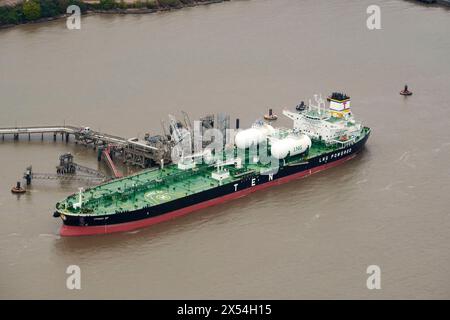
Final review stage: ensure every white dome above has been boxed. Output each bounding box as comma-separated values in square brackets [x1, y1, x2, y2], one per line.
[270, 135, 311, 159]
[235, 125, 274, 149]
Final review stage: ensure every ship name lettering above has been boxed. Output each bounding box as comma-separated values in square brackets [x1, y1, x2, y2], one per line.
[331, 148, 352, 159]
[234, 183, 239, 192]
[251, 178, 256, 187]
[319, 156, 329, 163]
[268, 174, 273, 181]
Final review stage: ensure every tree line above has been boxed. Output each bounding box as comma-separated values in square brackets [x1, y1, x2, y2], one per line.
[0, 0, 205, 26]
[0, 0, 87, 25]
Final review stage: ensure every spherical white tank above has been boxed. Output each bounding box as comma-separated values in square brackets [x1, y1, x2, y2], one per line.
[235, 124, 274, 149]
[270, 134, 311, 159]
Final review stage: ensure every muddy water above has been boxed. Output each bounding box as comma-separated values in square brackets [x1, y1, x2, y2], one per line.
[0, 0, 449, 299]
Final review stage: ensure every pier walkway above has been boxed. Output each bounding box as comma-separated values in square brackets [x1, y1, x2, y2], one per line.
[0, 125, 135, 146]
[0, 124, 164, 168]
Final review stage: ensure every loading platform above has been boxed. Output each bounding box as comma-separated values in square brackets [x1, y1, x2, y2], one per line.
[102, 146, 123, 179]
[22, 153, 108, 186]
[0, 125, 167, 168]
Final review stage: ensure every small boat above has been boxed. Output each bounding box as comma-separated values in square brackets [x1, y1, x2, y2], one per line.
[11, 181, 26, 194]
[400, 85, 413, 96]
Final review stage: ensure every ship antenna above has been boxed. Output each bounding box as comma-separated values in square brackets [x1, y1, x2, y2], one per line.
[318, 94, 325, 114]
[314, 94, 321, 115]
[73, 187, 84, 209]
[78, 188, 83, 208]
[317, 95, 321, 115]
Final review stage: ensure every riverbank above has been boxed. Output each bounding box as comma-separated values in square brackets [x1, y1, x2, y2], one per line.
[413, 0, 450, 6]
[0, 0, 229, 29]
[436, 0, 450, 5]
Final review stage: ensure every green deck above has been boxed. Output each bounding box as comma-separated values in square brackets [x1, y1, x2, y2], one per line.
[56, 128, 369, 217]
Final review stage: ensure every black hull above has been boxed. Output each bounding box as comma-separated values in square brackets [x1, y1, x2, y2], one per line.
[61, 131, 370, 228]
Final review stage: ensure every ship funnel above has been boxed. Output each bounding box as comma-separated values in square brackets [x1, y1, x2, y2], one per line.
[328, 92, 351, 118]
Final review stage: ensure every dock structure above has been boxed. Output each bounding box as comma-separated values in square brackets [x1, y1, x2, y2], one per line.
[1, 112, 232, 169]
[101, 146, 123, 179]
[0, 125, 171, 168]
[57, 153, 107, 179]
[0, 126, 75, 142]
[24, 165, 106, 185]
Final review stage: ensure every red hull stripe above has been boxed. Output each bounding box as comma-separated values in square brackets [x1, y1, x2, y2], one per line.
[60, 154, 356, 236]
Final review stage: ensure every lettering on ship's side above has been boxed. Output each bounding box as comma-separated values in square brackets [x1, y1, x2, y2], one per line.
[234, 175, 265, 192]
[318, 148, 352, 164]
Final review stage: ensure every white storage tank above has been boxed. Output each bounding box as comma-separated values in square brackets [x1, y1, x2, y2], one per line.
[235, 124, 274, 149]
[270, 134, 311, 159]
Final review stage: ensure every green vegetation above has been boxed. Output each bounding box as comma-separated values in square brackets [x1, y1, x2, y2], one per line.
[159, 0, 182, 8]
[23, 0, 41, 21]
[99, 0, 115, 10]
[0, 0, 87, 25]
[133, 1, 145, 9]
[145, 0, 158, 9]
[117, 0, 126, 9]
[0, 0, 221, 26]
[40, 0, 58, 18]
[0, 6, 23, 24]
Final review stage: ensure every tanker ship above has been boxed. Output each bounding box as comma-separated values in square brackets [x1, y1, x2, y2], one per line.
[54, 93, 370, 236]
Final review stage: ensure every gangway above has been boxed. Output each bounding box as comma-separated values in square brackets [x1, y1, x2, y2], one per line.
[101, 146, 123, 179]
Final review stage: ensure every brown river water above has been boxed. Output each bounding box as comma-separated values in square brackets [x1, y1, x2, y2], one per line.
[0, 0, 449, 299]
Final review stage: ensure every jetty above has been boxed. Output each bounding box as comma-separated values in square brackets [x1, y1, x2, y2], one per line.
[0, 125, 170, 168]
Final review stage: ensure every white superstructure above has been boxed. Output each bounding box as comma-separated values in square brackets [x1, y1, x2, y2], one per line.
[282, 93, 363, 145]
[232, 92, 365, 161]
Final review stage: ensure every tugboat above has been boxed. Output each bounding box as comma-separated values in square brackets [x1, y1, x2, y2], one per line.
[11, 181, 26, 194]
[400, 85, 413, 96]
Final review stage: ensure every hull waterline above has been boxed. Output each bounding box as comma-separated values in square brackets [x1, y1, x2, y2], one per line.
[60, 152, 358, 236]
